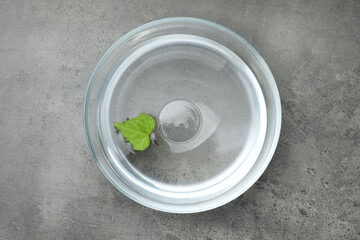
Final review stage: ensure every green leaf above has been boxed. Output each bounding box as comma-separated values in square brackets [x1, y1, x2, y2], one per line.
[114, 113, 155, 151]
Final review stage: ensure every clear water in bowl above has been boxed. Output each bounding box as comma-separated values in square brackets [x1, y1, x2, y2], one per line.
[98, 34, 266, 201]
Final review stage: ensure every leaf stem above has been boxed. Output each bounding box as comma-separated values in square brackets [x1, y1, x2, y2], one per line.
[153, 139, 160, 146]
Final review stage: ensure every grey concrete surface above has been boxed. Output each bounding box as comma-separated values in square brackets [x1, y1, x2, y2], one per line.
[0, 0, 359, 239]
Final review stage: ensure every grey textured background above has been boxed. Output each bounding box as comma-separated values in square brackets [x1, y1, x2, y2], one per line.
[1, 0, 359, 239]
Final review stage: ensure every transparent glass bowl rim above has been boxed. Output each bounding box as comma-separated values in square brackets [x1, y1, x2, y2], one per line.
[84, 17, 282, 213]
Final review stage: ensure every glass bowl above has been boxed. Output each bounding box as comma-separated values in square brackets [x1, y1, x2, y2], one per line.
[84, 17, 281, 213]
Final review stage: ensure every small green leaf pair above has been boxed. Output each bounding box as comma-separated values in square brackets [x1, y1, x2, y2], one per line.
[114, 113, 155, 151]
